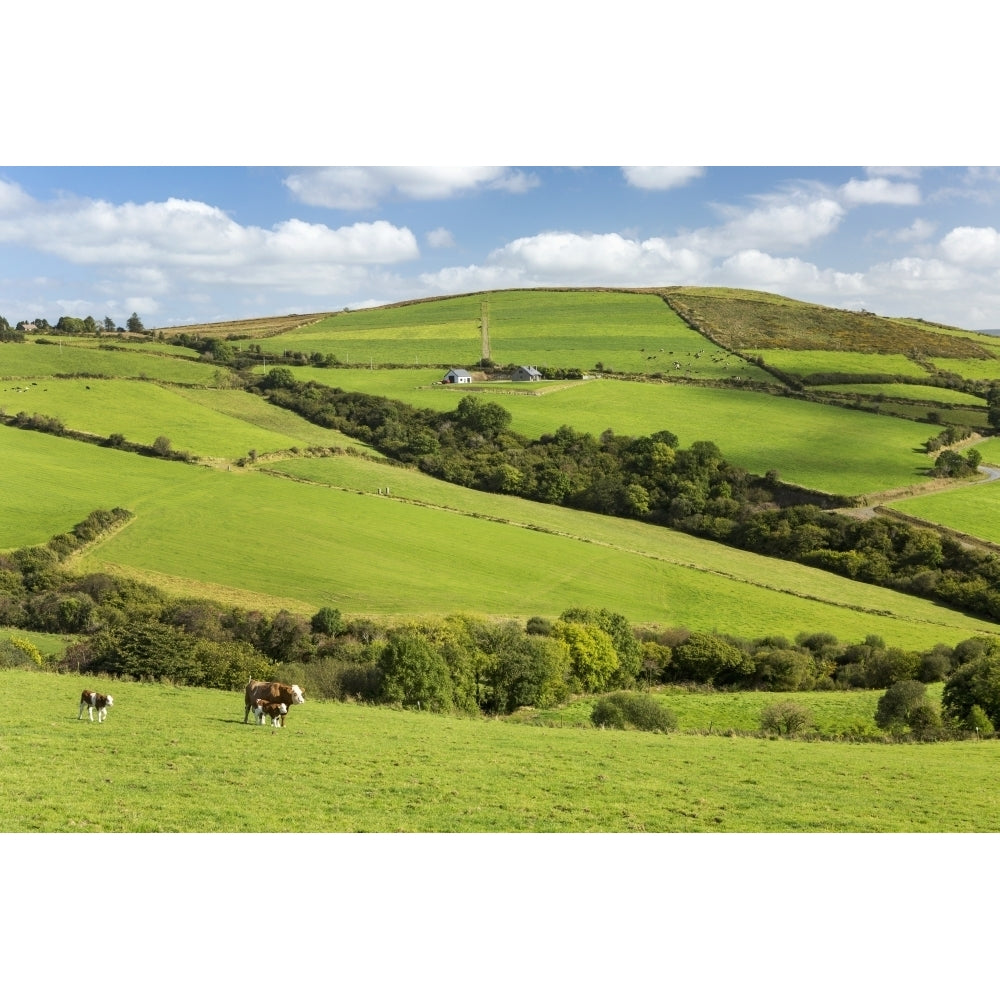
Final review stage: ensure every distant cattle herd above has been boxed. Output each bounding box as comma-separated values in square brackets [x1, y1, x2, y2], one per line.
[74, 677, 306, 728]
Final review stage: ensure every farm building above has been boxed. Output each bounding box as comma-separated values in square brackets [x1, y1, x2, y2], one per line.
[511, 365, 542, 382]
[443, 368, 472, 384]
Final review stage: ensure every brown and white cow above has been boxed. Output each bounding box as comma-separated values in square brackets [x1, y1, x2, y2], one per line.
[243, 677, 305, 724]
[78, 689, 113, 723]
[252, 698, 288, 728]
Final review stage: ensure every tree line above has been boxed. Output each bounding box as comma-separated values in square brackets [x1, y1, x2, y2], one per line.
[256, 373, 1000, 624]
[0, 312, 146, 335]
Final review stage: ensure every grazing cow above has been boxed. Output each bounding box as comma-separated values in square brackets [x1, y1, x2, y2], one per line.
[243, 677, 305, 724]
[78, 689, 113, 723]
[252, 699, 288, 728]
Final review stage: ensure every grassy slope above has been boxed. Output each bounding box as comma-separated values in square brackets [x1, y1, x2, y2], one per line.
[0, 341, 217, 383]
[4, 287, 1000, 644]
[235, 289, 780, 382]
[3, 670, 997, 832]
[290, 368, 937, 495]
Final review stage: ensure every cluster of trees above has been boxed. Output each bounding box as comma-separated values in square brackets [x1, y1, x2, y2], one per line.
[257, 377, 1000, 624]
[0, 313, 145, 336]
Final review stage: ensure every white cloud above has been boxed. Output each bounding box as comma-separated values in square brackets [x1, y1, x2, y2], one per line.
[683, 190, 845, 255]
[939, 225, 1000, 266]
[124, 296, 159, 315]
[426, 227, 455, 248]
[866, 256, 967, 292]
[0, 185, 423, 321]
[621, 167, 704, 190]
[418, 230, 710, 294]
[840, 177, 921, 206]
[883, 218, 937, 243]
[0, 188, 418, 286]
[283, 167, 540, 209]
[716, 249, 865, 297]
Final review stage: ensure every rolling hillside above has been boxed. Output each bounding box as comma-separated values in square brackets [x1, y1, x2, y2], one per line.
[3, 286, 998, 648]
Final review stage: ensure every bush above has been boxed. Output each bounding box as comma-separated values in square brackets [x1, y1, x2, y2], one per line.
[966, 704, 995, 736]
[591, 691, 677, 733]
[875, 679, 933, 732]
[302, 657, 382, 701]
[760, 700, 813, 735]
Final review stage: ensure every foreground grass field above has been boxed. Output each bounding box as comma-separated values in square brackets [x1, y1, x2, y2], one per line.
[3, 670, 996, 832]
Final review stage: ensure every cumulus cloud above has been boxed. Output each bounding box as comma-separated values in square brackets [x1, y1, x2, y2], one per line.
[682, 189, 845, 256]
[0, 187, 418, 285]
[283, 167, 540, 209]
[426, 227, 455, 248]
[939, 225, 1000, 266]
[418, 230, 710, 294]
[621, 167, 704, 190]
[0, 184, 425, 321]
[882, 218, 937, 243]
[840, 176, 921, 206]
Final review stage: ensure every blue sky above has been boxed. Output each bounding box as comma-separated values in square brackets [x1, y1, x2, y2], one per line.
[4, 165, 1000, 331]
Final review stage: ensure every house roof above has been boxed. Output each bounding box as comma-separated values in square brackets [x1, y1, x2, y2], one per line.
[446, 368, 471, 377]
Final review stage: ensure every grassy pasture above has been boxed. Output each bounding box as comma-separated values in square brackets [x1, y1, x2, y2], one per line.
[759, 349, 929, 379]
[0, 627, 70, 658]
[0, 341, 216, 383]
[812, 382, 985, 406]
[4, 426, 999, 644]
[525, 684, 906, 736]
[237, 290, 771, 381]
[30, 335, 204, 359]
[0, 379, 312, 460]
[2, 669, 998, 832]
[926, 355, 1000, 383]
[285, 370, 938, 495]
[888, 479, 1000, 545]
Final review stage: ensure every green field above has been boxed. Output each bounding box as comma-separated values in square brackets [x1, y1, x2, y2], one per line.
[286, 369, 938, 495]
[3, 669, 998, 832]
[812, 382, 984, 406]
[759, 349, 930, 379]
[0, 340, 216, 383]
[0, 379, 361, 460]
[236, 289, 777, 381]
[4, 425, 999, 645]
[888, 479, 1000, 545]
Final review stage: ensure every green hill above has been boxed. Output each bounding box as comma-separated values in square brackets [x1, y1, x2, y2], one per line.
[3, 285, 998, 647]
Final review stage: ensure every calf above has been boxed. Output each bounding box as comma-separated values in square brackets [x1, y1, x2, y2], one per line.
[252, 698, 288, 728]
[243, 677, 305, 724]
[78, 689, 113, 723]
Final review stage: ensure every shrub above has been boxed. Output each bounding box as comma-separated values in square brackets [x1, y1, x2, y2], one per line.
[590, 691, 677, 733]
[0, 636, 43, 670]
[760, 700, 813, 735]
[311, 605, 343, 637]
[875, 679, 932, 732]
[966, 704, 995, 736]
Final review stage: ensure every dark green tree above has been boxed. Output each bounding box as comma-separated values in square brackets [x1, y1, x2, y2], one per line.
[942, 638, 1000, 729]
[378, 629, 453, 711]
[875, 679, 936, 732]
[127, 312, 144, 333]
[311, 606, 343, 637]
